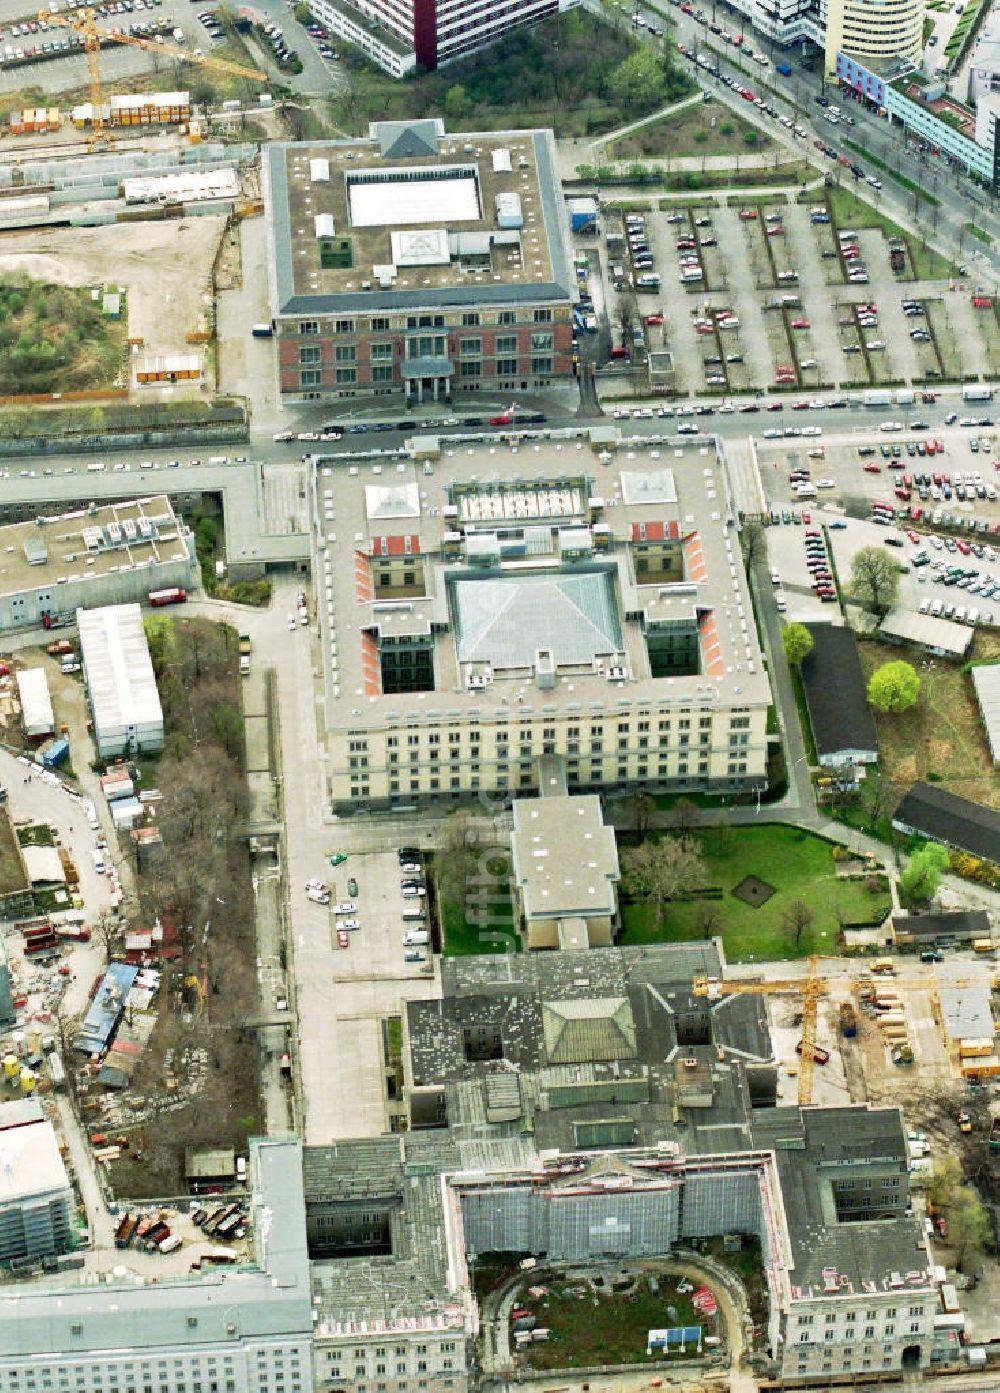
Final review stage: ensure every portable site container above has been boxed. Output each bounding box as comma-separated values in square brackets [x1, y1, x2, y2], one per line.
[9, 112, 23, 135]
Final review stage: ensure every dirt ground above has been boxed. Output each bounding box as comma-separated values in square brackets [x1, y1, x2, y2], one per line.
[858, 635, 1000, 810]
[0, 218, 225, 360]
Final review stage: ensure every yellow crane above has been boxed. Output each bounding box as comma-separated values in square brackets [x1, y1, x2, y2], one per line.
[43, 6, 266, 147]
[694, 957, 831, 1107]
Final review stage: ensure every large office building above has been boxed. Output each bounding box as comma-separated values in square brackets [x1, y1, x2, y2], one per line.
[0, 497, 194, 634]
[303, 941, 942, 1391]
[0, 1138, 315, 1393]
[78, 603, 164, 758]
[263, 121, 574, 406]
[317, 427, 770, 813]
[307, 0, 578, 75]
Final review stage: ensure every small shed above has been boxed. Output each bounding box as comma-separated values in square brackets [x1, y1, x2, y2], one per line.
[185, 1147, 236, 1194]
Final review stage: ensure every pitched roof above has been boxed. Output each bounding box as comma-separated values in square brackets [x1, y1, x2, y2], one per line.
[800, 624, 879, 760]
[542, 997, 637, 1064]
[892, 780, 1000, 863]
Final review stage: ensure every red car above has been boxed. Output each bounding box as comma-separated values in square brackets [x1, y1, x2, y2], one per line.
[645, 313, 664, 325]
[741, 89, 755, 101]
[791, 399, 810, 410]
[894, 488, 911, 501]
[738, 208, 758, 220]
[863, 463, 882, 473]
[337, 929, 350, 948]
[767, 401, 784, 411]
[934, 439, 945, 453]
[802, 511, 812, 524]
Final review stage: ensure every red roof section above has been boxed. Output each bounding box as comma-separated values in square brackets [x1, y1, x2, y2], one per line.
[372, 534, 421, 557]
[354, 550, 373, 603]
[360, 632, 382, 697]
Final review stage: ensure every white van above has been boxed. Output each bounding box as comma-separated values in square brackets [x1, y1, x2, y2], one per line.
[236, 1156, 247, 1183]
[83, 800, 99, 830]
[401, 908, 427, 923]
[87, 461, 107, 473]
[92, 848, 106, 875]
[403, 929, 429, 946]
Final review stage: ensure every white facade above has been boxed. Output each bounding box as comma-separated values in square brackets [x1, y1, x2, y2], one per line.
[783, 1290, 937, 1381]
[77, 604, 164, 758]
[0, 1116, 73, 1263]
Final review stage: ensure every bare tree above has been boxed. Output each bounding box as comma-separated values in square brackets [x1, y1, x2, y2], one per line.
[91, 907, 120, 960]
[780, 897, 815, 952]
[627, 791, 656, 837]
[620, 836, 706, 927]
[672, 797, 700, 836]
[740, 519, 765, 568]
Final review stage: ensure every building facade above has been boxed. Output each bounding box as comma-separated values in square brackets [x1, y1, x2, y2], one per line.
[0, 1138, 314, 1393]
[307, 0, 577, 74]
[317, 429, 770, 814]
[835, 53, 999, 186]
[263, 122, 575, 406]
[78, 604, 165, 758]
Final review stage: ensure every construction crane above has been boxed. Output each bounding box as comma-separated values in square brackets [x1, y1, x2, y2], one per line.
[43, 6, 266, 147]
[694, 958, 831, 1108]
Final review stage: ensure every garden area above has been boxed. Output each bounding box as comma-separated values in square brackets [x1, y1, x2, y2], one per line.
[507, 1266, 715, 1370]
[604, 98, 771, 160]
[437, 847, 519, 956]
[619, 824, 891, 961]
[856, 637, 1000, 812]
[0, 278, 125, 396]
[329, 10, 693, 138]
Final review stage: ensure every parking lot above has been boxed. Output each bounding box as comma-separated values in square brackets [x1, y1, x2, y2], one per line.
[761, 418, 1000, 626]
[313, 849, 432, 982]
[595, 187, 998, 401]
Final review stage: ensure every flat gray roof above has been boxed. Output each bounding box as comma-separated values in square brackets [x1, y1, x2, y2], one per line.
[265, 124, 573, 316]
[0, 496, 188, 602]
[510, 794, 619, 920]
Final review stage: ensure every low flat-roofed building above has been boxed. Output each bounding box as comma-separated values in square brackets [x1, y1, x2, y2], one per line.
[971, 661, 1000, 766]
[264, 121, 574, 404]
[510, 793, 619, 949]
[16, 667, 54, 739]
[891, 908, 991, 947]
[893, 781, 1000, 864]
[0, 1114, 72, 1263]
[878, 607, 973, 660]
[800, 624, 879, 766]
[0, 496, 194, 633]
[78, 603, 164, 758]
[320, 427, 770, 813]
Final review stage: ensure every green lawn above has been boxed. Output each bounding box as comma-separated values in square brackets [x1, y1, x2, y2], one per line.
[619, 825, 891, 961]
[440, 852, 519, 955]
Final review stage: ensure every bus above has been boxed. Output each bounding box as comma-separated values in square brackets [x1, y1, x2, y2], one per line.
[148, 588, 188, 607]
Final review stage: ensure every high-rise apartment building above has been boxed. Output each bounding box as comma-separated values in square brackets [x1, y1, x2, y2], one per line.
[307, 0, 578, 74]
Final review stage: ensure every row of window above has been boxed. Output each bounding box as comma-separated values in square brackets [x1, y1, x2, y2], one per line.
[798, 1322, 923, 1343]
[797, 1303, 925, 1326]
[348, 757, 752, 798]
[373, 731, 750, 765]
[295, 309, 555, 336]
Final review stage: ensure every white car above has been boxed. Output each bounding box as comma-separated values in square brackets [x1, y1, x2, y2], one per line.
[770, 568, 781, 585]
[306, 887, 330, 905]
[879, 421, 903, 432]
[305, 878, 328, 894]
[339, 918, 360, 931]
[801, 426, 822, 437]
[334, 901, 357, 915]
[775, 594, 787, 612]
[816, 478, 836, 489]
[676, 423, 699, 434]
[273, 430, 294, 442]
[402, 885, 426, 898]
[288, 614, 297, 630]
